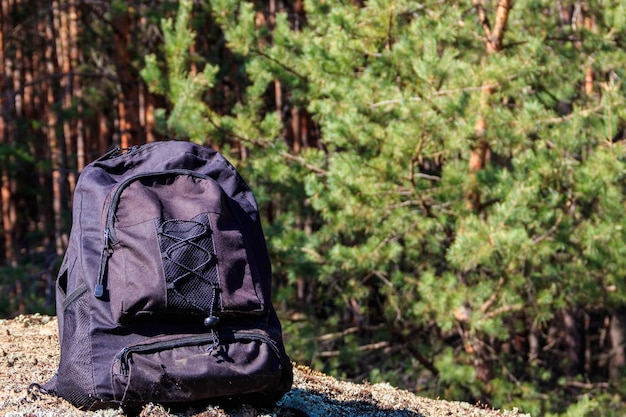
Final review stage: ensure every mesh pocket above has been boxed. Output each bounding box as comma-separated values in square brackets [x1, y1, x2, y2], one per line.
[158, 213, 220, 315]
[58, 291, 96, 408]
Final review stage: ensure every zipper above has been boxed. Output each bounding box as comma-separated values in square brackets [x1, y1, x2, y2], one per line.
[93, 169, 215, 298]
[104, 169, 213, 244]
[98, 147, 122, 161]
[117, 331, 280, 376]
[94, 229, 112, 298]
[96, 145, 143, 162]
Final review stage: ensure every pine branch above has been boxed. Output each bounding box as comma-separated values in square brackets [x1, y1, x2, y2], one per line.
[480, 277, 505, 315]
[540, 104, 605, 124]
[280, 151, 327, 175]
[318, 341, 391, 357]
[202, 113, 328, 176]
[532, 212, 564, 244]
[472, 0, 492, 40]
[251, 48, 308, 80]
[370, 81, 502, 108]
[484, 304, 523, 319]
[403, 335, 440, 376]
[317, 324, 385, 342]
[561, 380, 610, 390]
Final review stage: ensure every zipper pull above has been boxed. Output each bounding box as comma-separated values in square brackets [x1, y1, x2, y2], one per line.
[203, 315, 220, 327]
[118, 348, 130, 375]
[96, 146, 122, 161]
[94, 229, 112, 298]
[126, 145, 141, 154]
[104, 228, 111, 248]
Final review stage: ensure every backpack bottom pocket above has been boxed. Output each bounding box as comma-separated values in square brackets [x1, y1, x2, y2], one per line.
[112, 330, 286, 404]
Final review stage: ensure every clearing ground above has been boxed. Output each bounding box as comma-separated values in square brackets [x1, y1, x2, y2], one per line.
[0, 315, 530, 417]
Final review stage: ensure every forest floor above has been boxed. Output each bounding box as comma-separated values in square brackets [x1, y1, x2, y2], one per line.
[0, 315, 530, 417]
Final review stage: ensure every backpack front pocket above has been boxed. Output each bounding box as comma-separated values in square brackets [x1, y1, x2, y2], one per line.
[102, 171, 265, 323]
[111, 331, 284, 404]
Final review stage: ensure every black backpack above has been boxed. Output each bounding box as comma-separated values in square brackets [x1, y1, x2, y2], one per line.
[43, 141, 293, 410]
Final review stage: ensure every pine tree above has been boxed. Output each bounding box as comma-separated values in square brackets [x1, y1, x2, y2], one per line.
[144, 1, 626, 415]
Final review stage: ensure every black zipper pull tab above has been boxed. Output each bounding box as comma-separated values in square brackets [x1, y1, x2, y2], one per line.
[118, 347, 131, 375]
[95, 229, 112, 298]
[96, 146, 122, 161]
[94, 284, 104, 298]
[125, 144, 141, 155]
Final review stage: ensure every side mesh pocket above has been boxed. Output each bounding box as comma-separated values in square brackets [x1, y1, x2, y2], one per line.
[55, 252, 78, 340]
[57, 289, 96, 409]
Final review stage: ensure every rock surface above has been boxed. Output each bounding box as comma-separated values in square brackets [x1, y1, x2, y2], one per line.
[0, 315, 530, 417]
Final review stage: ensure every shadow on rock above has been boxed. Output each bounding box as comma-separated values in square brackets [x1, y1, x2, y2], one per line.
[277, 388, 424, 417]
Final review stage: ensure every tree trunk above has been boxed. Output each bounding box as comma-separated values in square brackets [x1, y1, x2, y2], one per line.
[68, 1, 84, 176]
[562, 309, 585, 377]
[0, 0, 16, 264]
[465, 0, 513, 387]
[111, 6, 143, 147]
[609, 309, 626, 380]
[0, 0, 5, 146]
[583, 11, 595, 97]
[467, 0, 512, 212]
[47, 1, 69, 256]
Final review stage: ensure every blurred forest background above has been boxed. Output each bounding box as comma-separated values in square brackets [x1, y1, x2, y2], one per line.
[1, 0, 626, 415]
